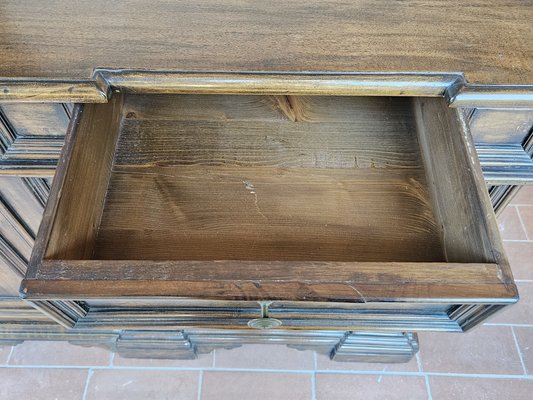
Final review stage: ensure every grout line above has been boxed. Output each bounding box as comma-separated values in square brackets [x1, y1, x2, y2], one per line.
[197, 370, 203, 400]
[312, 352, 318, 400]
[108, 351, 115, 368]
[502, 239, 533, 243]
[212, 350, 216, 369]
[424, 375, 433, 400]
[511, 327, 528, 375]
[416, 353, 423, 373]
[311, 371, 316, 400]
[5, 346, 15, 365]
[515, 280, 533, 283]
[486, 323, 533, 327]
[0, 363, 532, 380]
[81, 368, 94, 400]
[416, 352, 433, 399]
[515, 205, 531, 240]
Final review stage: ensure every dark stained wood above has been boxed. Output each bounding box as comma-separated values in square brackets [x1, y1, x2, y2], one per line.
[95, 166, 441, 262]
[0, 103, 69, 175]
[414, 99, 492, 263]
[23, 92, 518, 308]
[0, 103, 69, 137]
[94, 94, 440, 262]
[30, 95, 124, 264]
[469, 109, 533, 145]
[99, 71, 462, 98]
[0, 81, 106, 103]
[23, 279, 516, 304]
[0, 2, 529, 361]
[412, 97, 516, 288]
[26, 260, 512, 303]
[449, 86, 533, 108]
[0, 0, 531, 86]
[467, 109, 533, 187]
[0, 177, 46, 295]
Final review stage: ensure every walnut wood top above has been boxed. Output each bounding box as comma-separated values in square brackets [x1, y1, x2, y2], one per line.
[0, 0, 531, 85]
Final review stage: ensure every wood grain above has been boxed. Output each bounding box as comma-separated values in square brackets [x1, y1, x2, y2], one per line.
[469, 109, 533, 145]
[0, 103, 69, 137]
[413, 98, 516, 286]
[414, 98, 492, 263]
[95, 166, 442, 262]
[24, 92, 517, 309]
[0, 177, 46, 295]
[116, 94, 421, 169]
[92, 94, 441, 261]
[37, 95, 124, 261]
[0, 0, 531, 85]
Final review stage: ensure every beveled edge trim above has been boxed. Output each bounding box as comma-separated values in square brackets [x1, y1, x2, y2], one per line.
[94, 70, 464, 97]
[0, 80, 107, 103]
[0, 164, 57, 177]
[1, 70, 532, 107]
[449, 85, 533, 108]
[0, 71, 466, 102]
[23, 299, 88, 328]
[21, 260, 518, 304]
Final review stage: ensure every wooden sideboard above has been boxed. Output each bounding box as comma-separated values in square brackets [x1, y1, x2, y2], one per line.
[0, 0, 532, 362]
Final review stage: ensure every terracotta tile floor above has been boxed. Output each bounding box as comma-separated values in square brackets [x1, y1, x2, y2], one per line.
[1, 186, 533, 399]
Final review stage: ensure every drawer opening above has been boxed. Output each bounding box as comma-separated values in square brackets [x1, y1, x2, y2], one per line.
[24, 92, 516, 303]
[93, 94, 443, 263]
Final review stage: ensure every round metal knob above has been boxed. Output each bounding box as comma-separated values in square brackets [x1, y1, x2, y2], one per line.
[247, 317, 282, 330]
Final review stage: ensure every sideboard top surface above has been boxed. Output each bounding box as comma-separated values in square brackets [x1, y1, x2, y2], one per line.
[0, 0, 531, 85]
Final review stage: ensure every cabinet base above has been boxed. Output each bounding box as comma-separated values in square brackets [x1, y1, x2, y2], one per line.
[0, 324, 419, 363]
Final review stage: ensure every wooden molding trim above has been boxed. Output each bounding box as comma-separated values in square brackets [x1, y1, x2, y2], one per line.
[27, 299, 89, 328]
[0, 70, 531, 107]
[449, 86, 533, 108]
[0, 80, 106, 103]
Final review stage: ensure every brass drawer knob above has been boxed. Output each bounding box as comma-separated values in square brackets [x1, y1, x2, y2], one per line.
[248, 301, 282, 330]
[248, 317, 282, 330]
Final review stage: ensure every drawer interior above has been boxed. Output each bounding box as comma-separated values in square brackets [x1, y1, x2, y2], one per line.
[94, 94, 443, 262]
[24, 92, 516, 304]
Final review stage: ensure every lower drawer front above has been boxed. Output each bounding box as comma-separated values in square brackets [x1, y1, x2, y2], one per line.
[75, 300, 490, 333]
[469, 108, 533, 185]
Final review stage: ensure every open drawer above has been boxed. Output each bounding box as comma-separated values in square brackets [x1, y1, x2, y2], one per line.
[22, 91, 518, 330]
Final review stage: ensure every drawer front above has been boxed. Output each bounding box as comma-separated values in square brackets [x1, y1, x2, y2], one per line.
[468, 108, 533, 185]
[0, 176, 48, 295]
[469, 109, 533, 145]
[19, 86, 516, 334]
[0, 103, 69, 175]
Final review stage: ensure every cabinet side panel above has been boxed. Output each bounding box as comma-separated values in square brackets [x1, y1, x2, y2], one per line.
[412, 97, 514, 289]
[0, 177, 46, 295]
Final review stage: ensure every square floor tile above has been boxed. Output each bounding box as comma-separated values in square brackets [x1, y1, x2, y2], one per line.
[513, 327, 533, 374]
[316, 352, 419, 372]
[9, 341, 111, 366]
[201, 371, 312, 400]
[511, 186, 533, 205]
[0, 346, 12, 365]
[429, 376, 533, 400]
[86, 369, 199, 400]
[316, 373, 427, 400]
[517, 206, 533, 239]
[504, 241, 533, 280]
[214, 344, 314, 370]
[418, 326, 523, 374]
[491, 282, 533, 324]
[0, 368, 88, 400]
[114, 351, 213, 368]
[498, 206, 528, 240]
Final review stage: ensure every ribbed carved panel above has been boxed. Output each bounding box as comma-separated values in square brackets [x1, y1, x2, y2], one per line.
[331, 332, 419, 363]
